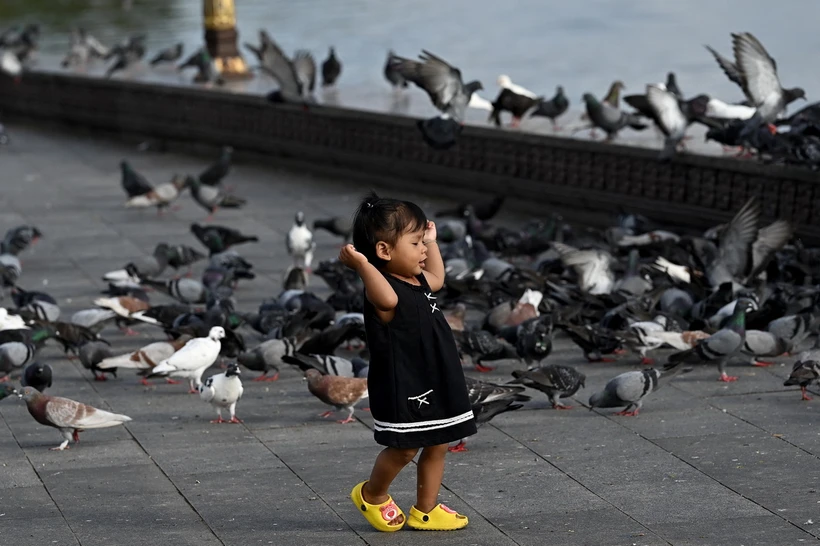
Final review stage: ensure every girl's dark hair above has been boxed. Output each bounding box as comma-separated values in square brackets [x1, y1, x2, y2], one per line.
[352, 191, 427, 269]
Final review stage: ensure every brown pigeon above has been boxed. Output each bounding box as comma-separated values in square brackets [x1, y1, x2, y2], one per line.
[18, 386, 132, 450]
[304, 369, 368, 424]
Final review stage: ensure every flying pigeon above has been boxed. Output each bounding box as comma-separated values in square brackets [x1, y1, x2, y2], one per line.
[588, 368, 661, 416]
[149, 326, 225, 392]
[304, 368, 368, 424]
[552, 242, 614, 295]
[199, 362, 244, 423]
[18, 386, 132, 450]
[244, 30, 315, 104]
[388, 50, 483, 149]
[509, 364, 585, 409]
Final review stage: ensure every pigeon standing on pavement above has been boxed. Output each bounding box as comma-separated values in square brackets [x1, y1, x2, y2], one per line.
[148, 326, 225, 392]
[2, 225, 42, 255]
[304, 368, 368, 424]
[191, 223, 259, 255]
[21, 362, 52, 392]
[784, 351, 820, 401]
[509, 364, 586, 409]
[199, 362, 244, 423]
[237, 337, 299, 381]
[185, 175, 246, 219]
[18, 386, 133, 451]
[588, 368, 662, 416]
[287, 211, 316, 269]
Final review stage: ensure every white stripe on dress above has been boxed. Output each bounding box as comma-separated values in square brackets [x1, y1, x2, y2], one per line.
[373, 410, 474, 433]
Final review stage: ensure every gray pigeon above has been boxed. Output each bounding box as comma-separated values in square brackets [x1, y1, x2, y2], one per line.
[614, 249, 652, 298]
[140, 277, 207, 304]
[580, 92, 647, 141]
[729, 32, 806, 136]
[589, 368, 661, 416]
[509, 364, 585, 409]
[740, 330, 791, 366]
[0, 340, 36, 378]
[664, 298, 755, 381]
[78, 340, 115, 381]
[645, 83, 688, 160]
[236, 337, 299, 381]
[150, 42, 183, 66]
[383, 50, 407, 90]
[244, 30, 315, 104]
[282, 352, 368, 378]
[767, 312, 819, 351]
[184, 175, 246, 218]
[784, 351, 820, 401]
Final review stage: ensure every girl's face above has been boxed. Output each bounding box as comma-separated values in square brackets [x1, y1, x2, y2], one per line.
[379, 227, 428, 279]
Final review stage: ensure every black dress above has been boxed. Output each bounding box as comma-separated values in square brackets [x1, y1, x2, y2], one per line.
[364, 272, 477, 449]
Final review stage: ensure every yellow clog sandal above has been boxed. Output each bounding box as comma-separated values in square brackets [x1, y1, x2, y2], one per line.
[350, 481, 405, 532]
[406, 503, 469, 531]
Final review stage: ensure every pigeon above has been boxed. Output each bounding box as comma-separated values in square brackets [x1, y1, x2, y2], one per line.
[120, 160, 153, 199]
[199, 362, 244, 423]
[388, 50, 483, 149]
[0, 49, 22, 81]
[178, 47, 223, 85]
[283, 352, 368, 378]
[198, 146, 233, 188]
[244, 30, 315, 104]
[78, 340, 115, 381]
[149, 42, 183, 66]
[165, 244, 207, 275]
[645, 83, 689, 160]
[97, 336, 192, 385]
[665, 72, 683, 99]
[312, 216, 352, 242]
[383, 50, 407, 90]
[664, 298, 755, 382]
[287, 211, 316, 269]
[0, 384, 16, 401]
[530, 85, 570, 130]
[149, 326, 225, 392]
[0, 253, 22, 288]
[489, 88, 543, 128]
[589, 368, 661, 416]
[61, 27, 108, 68]
[509, 365, 585, 409]
[237, 337, 299, 381]
[185, 175, 246, 218]
[496, 74, 537, 98]
[784, 351, 820, 401]
[740, 330, 791, 366]
[191, 223, 259, 255]
[767, 312, 819, 351]
[321, 47, 341, 87]
[0, 341, 36, 379]
[553, 243, 614, 295]
[140, 277, 207, 304]
[449, 376, 530, 452]
[105, 35, 145, 78]
[304, 368, 368, 424]
[21, 362, 52, 392]
[70, 308, 118, 334]
[453, 329, 519, 372]
[580, 93, 647, 141]
[0, 308, 28, 330]
[10, 286, 59, 322]
[704, 97, 756, 121]
[435, 196, 505, 222]
[18, 386, 132, 451]
[125, 174, 186, 213]
[2, 225, 42, 255]
[92, 295, 151, 335]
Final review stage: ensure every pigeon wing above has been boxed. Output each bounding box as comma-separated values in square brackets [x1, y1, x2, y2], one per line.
[292, 50, 316, 93]
[747, 219, 793, 280]
[716, 197, 760, 278]
[255, 36, 301, 97]
[705, 45, 744, 89]
[646, 84, 687, 137]
[732, 32, 781, 107]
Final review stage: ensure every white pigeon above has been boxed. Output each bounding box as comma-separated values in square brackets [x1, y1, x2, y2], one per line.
[150, 326, 225, 392]
[286, 211, 316, 269]
[199, 362, 244, 423]
[0, 49, 22, 79]
[553, 243, 614, 295]
[497, 74, 536, 99]
[97, 336, 193, 385]
[0, 308, 28, 331]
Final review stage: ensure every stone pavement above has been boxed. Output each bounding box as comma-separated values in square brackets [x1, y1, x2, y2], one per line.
[0, 122, 818, 546]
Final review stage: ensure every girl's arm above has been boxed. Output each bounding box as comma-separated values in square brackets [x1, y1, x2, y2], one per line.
[339, 245, 398, 321]
[422, 221, 445, 292]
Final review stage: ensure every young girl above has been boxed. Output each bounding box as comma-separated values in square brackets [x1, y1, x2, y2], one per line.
[340, 192, 476, 532]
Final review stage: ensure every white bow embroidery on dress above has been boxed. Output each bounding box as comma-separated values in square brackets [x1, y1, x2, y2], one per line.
[425, 292, 439, 313]
[408, 389, 433, 408]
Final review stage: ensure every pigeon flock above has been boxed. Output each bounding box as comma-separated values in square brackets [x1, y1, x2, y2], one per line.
[2, 24, 820, 164]
[1, 139, 820, 456]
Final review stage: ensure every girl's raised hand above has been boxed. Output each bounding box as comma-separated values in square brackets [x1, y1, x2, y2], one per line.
[424, 220, 437, 243]
[339, 244, 369, 270]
